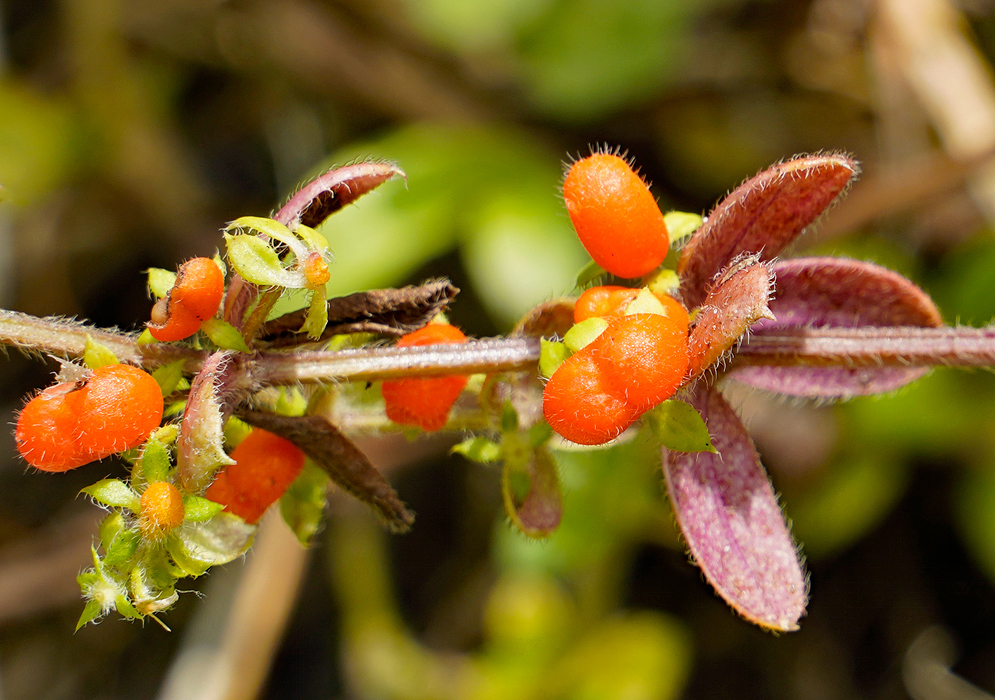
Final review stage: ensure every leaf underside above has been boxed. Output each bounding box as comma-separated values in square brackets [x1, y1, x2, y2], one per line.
[730, 257, 944, 397]
[663, 386, 806, 632]
[687, 258, 773, 380]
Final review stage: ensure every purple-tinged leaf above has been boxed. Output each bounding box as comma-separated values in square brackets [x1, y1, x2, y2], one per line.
[678, 154, 858, 308]
[687, 258, 774, 380]
[275, 160, 405, 229]
[236, 408, 414, 533]
[663, 387, 806, 631]
[730, 258, 943, 397]
[502, 446, 563, 538]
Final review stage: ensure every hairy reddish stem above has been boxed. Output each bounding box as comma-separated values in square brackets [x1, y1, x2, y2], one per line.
[254, 338, 541, 384]
[733, 326, 995, 368]
[4, 309, 995, 383]
[0, 310, 203, 369]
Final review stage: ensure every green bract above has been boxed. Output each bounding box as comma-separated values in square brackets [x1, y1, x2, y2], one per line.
[646, 400, 716, 454]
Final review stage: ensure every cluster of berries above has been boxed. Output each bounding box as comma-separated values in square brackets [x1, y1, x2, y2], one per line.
[16, 364, 164, 472]
[17, 252, 306, 530]
[542, 152, 692, 445]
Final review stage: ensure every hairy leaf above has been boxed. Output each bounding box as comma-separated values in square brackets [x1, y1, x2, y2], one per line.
[663, 387, 806, 631]
[730, 257, 943, 397]
[177, 352, 242, 493]
[678, 154, 858, 308]
[502, 445, 563, 538]
[236, 408, 414, 533]
[276, 160, 406, 229]
[260, 281, 458, 344]
[687, 258, 774, 379]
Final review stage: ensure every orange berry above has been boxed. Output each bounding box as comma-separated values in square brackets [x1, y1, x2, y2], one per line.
[655, 293, 691, 330]
[15, 383, 89, 472]
[563, 153, 669, 279]
[148, 300, 202, 342]
[139, 481, 185, 537]
[148, 257, 224, 341]
[204, 429, 306, 524]
[382, 323, 469, 431]
[542, 351, 638, 445]
[75, 365, 164, 459]
[172, 257, 225, 321]
[591, 313, 689, 411]
[574, 286, 639, 323]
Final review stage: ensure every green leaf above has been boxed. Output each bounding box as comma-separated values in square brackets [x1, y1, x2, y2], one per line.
[176, 353, 236, 493]
[575, 260, 608, 287]
[300, 286, 329, 340]
[563, 317, 608, 353]
[279, 461, 329, 546]
[501, 402, 520, 433]
[223, 234, 302, 288]
[623, 288, 667, 316]
[527, 421, 554, 448]
[75, 600, 105, 631]
[663, 211, 703, 245]
[166, 513, 255, 577]
[81, 479, 140, 512]
[183, 495, 225, 523]
[99, 513, 125, 551]
[152, 360, 187, 397]
[539, 339, 570, 378]
[293, 224, 330, 252]
[140, 436, 172, 484]
[136, 328, 158, 345]
[146, 268, 176, 299]
[104, 529, 141, 566]
[646, 400, 716, 453]
[115, 595, 142, 620]
[200, 318, 251, 352]
[83, 335, 119, 369]
[646, 269, 680, 297]
[452, 436, 503, 463]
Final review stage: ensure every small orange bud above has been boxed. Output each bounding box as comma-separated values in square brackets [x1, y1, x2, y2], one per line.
[139, 482, 185, 537]
[542, 351, 637, 446]
[303, 251, 331, 288]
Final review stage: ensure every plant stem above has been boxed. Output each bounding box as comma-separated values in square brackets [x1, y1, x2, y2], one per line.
[3, 308, 995, 383]
[733, 326, 995, 368]
[254, 338, 541, 384]
[0, 310, 203, 369]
